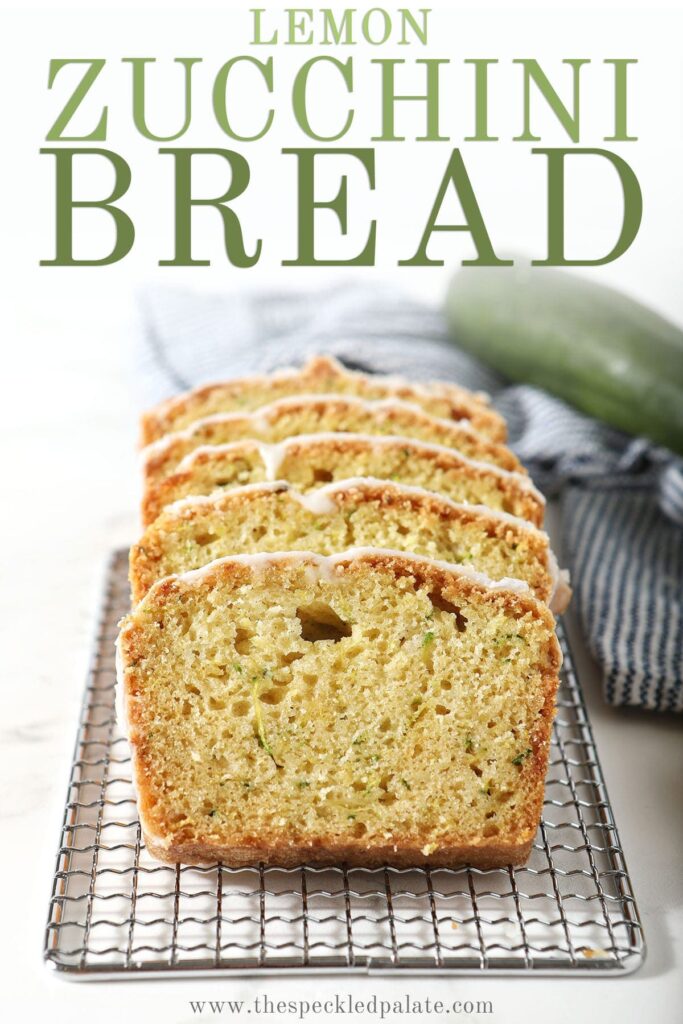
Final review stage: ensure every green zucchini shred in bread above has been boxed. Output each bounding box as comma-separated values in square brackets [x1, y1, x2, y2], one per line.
[140, 434, 545, 527]
[141, 393, 523, 489]
[139, 354, 506, 447]
[117, 549, 561, 869]
[130, 479, 568, 610]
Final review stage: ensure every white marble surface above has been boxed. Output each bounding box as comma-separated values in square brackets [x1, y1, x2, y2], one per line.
[1, 279, 682, 1023]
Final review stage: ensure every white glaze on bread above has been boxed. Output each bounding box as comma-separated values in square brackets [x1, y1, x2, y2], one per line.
[140, 392, 481, 466]
[140, 546, 534, 605]
[155, 477, 569, 613]
[176, 433, 545, 504]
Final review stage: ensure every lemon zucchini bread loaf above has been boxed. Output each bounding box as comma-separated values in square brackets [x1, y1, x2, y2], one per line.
[117, 549, 561, 868]
[142, 434, 544, 527]
[141, 395, 523, 490]
[131, 479, 568, 611]
[139, 355, 506, 446]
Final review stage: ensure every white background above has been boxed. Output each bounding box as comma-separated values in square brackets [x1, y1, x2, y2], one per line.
[0, 1, 682, 1022]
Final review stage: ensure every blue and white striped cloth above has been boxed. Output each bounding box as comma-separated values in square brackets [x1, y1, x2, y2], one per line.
[136, 281, 683, 713]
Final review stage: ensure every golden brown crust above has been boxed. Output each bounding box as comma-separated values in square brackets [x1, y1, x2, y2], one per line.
[141, 435, 544, 527]
[338, 479, 534, 529]
[143, 833, 536, 870]
[336, 549, 559, 631]
[130, 480, 553, 605]
[131, 546, 553, 617]
[139, 355, 506, 447]
[141, 397, 523, 489]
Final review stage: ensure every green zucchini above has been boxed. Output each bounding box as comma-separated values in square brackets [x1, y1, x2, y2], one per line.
[445, 265, 683, 455]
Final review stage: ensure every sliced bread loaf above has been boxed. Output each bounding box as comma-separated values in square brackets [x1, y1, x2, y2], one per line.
[117, 549, 561, 868]
[141, 434, 544, 527]
[142, 395, 522, 489]
[131, 478, 568, 610]
[139, 355, 506, 446]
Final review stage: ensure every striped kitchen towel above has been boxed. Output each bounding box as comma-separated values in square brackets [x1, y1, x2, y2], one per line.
[135, 281, 683, 713]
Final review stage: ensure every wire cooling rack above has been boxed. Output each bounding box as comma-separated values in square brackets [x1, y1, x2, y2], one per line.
[44, 549, 645, 979]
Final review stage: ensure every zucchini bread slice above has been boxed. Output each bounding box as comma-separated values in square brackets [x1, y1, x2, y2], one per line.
[141, 433, 544, 527]
[141, 394, 523, 490]
[139, 355, 506, 446]
[131, 478, 568, 610]
[117, 549, 561, 869]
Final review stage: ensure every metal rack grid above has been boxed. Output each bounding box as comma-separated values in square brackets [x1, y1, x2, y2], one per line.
[44, 549, 645, 979]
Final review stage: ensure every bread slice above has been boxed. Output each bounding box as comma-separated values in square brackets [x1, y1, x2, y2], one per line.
[117, 548, 561, 869]
[141, 394, 523, 490]
[139, 355, 506, 446]
[131, 478, 569, 611]
[141, 433, 544, 527]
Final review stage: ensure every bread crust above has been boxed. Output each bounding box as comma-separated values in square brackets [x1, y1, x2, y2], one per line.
[143, 833, 536, 870]
[118, 549, 561, 871]
[130, 479, 557, 606]
[141, 434, 544, 527]
[141, 396, 523, 489]
[139, 355, 506, 447]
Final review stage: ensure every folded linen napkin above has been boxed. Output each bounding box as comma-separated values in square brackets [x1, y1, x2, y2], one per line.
[136, 281, 683, 713]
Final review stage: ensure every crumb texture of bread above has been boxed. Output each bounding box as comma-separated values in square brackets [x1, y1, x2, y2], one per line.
[139, 355, 506, 446]
[141, 435, 544, 527]
[130, 481, 556, 607]
[118, 551, 561, 869]
[141, 396, 522, 489]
